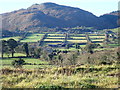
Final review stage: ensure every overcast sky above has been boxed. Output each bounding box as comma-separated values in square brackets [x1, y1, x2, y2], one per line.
[0, 0, 119, 16]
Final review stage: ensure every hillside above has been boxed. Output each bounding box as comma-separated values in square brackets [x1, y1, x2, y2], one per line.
[99, 11, 119, 28]
[2, 2, 118, 31]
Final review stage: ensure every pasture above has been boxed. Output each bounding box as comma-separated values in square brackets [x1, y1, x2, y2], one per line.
[1, 36, 21, 41]
[1, 32, 119, 89]
[2, 33, 118, 51]
[20, 34, 44, 42]
[1, 57, 49, 69]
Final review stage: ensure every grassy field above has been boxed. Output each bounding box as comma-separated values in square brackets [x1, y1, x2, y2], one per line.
[44, 39, 64, 42]
[108, 44, 120, 47]
[58, 48, 81, 51]
[1, 36, 21, 41]
[47, 37, 65, 39]
[94, 47, 115, 51]
[2, 33, 117, 51]
[89, 36, 105, 38]
[1, 58, 48, 65]
[1, 64, 119, 88]
[20, 34, 44, 42]
[1, 52, 49, 69]
[70, 37, 86, 39]
[1, 32, 119, 88]
[108, 27, 119, 33]
[1, 58, 49, 69]
[67, 40, 87, 43]
[92, 39, 104, 41]
[3, 53, 26, 58]
[41, 33, 118, 51]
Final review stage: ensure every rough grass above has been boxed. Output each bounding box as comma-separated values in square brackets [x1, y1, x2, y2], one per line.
[58, 48, 82, 51]
[94, 48, 115, 51]
[1, 64, 119, 88]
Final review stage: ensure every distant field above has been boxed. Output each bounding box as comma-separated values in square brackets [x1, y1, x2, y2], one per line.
[89, 36, 105, 38]
[108, 44, 120, 47]
[89, 34, 104, 36]
[1, 58, 48, 69]
[20, 34, 44, 42]
[58, 48, 82, 51]
[47, 37, 65, 39]
[3, 53, 26, 58]
[43, 34, 108, 49]
[45, 43, 62, 45]
[2, 36, 21, 41]
[1, 58, 47, 65]
[70, 34, 86, 36]
[48, 34, 65, 37]
[70, 37, 86, 39]
[44, 39, 64, 42]
[2, 33, 118, 52]
[108, 27, 119, 33]
[48, 34, 64, 35]
[94, 47, 115, 51]
[92, 39, 104, 41]
[68, 40, 87, 43]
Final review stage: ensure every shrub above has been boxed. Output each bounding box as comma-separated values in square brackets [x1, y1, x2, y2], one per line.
[12, 58, 25, 68]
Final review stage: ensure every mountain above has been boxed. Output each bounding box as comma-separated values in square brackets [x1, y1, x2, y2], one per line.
[105, 11, 120, 16]
[99, 11, 119, 28]
[1, 2, 118, 31]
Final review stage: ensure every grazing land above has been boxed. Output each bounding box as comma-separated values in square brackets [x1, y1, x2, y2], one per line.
[1, 30, 119, 89]
[20, 34, 44, 42]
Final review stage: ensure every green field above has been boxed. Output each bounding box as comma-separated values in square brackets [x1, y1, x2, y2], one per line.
[3, 53, 26, 58]
[2, 33, 117, 51]
[108, 27, 119, 33]
[67, 40, 87, 43]
[1, 32, 119, 88]
[89, 36, 105, 38]
[108, 44, 120, 47]
[1, 36, 21, 41]
[1, 58, 46, 65]
[20, 34, 44, 42]
[1, 58, 49, 69]
[47, 37, 65, 39]
[92, 39, 104, 41]
[44, 39, 64, 42]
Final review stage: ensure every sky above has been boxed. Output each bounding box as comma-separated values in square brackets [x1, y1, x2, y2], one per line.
[0, 0, 119, 16]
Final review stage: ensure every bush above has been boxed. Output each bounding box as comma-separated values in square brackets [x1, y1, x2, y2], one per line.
[12, 58, 25, 68]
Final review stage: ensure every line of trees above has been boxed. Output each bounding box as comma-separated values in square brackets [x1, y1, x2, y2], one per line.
[2, 39, 18, 58]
